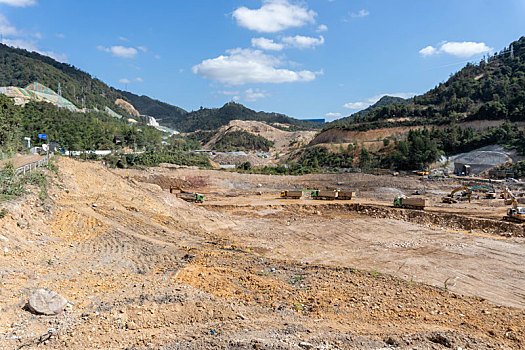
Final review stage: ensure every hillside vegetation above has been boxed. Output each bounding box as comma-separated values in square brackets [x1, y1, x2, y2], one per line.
[330, 36, 525, 131]
[211, 130, 274, 152]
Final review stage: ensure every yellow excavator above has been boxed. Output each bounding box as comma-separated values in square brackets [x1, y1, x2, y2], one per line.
[502, 187, 525, 223]
[442, 185, 472, 204]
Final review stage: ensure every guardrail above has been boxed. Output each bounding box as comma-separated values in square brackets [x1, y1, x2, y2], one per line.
[15, 153, 53, 175]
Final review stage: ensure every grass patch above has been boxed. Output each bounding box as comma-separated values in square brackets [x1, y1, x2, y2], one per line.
[0, 162, 48, 202]
[289, 275, 304, 284]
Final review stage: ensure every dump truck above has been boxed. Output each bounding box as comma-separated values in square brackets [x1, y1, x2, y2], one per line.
[311, 190, 338, 200]
[177, 192, 205, 203]
[170, 186, 205, 203]
[393, 196, 426, 209]
[337, 190, 354, 200]
[280, 190, 302, 199]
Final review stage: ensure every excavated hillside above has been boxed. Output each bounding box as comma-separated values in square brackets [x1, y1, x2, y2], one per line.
[0, 158, 523, 349]
[205, 120, 317, 153]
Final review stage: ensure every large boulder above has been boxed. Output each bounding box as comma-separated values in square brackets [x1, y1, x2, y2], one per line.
[28, 289, 68, 315]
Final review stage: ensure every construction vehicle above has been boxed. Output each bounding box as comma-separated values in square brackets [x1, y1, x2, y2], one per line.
[170, 186, 205, 203]
[280, 190, 302, 199]
[442, 185, 471, 204]
[393, 196, 426, 209]
[311, 189, 338, 200]
[415, 170, 429, 176]
[471, 185, 496, 199]
[502, 187, 525, 223]
[336, 190, 354, 200]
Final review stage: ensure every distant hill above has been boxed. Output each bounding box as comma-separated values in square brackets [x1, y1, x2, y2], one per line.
[176, 102, 320, 133]
[335, 95, 411, 124]
[329, 36, 525, 131]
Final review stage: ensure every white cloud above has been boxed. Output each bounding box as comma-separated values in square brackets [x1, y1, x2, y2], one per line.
[440, 41, 492, 58]
[344, 92, 416, 110]
[0, 0, 36, 7]
[419, 45, 437, 57]
[137, 46, 147, 52]
[118, 36, 129, 42]
[282, 35, 324, 49]
[119, 78, 131, 84]
[419, 41, 492, 58]
[97, 45, 138, 58]
[325, 112, 341, 118]
[316, 24, 328, 32]
[244, 88, 267, 102]
[56, 33, 65, 39]
[350, 9, 370, 18]
[192, 48, 320, 85]
[0, 14, 18, 36]
[134, 77, 143, 82]
[1, 38, 67, 62]
[154, 54, 161, 60]
[251, 37, 284, 51]
[217, 90, 240, 96]
[233, 0, 317, 33]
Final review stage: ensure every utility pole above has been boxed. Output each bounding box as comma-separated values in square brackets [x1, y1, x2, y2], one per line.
[510, 44, 514, 58]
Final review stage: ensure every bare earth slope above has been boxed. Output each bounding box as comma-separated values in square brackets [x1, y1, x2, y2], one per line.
[0, 158, 523, 349]
[205, 120, 317, 152]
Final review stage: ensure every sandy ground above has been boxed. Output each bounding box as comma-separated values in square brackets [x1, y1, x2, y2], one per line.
[0, 159, 524, 349]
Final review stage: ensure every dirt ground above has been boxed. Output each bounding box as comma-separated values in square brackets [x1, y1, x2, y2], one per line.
[0, 159, 524, 349]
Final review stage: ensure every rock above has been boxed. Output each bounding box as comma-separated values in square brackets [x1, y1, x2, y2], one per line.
[28, 289, 68, 315]
[126, 321, 137, 330]
[92, 203, 98, 208]
[299, 342, 314, 349]
[0, 235, 8, 242]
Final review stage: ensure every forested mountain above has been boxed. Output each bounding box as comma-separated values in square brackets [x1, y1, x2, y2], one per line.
[0, 44, 316, 134]
[330, 36, 525, 131]
[0, 43, 130, 115]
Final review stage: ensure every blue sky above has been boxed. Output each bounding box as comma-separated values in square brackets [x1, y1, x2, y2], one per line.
[0, 0, 524, 121]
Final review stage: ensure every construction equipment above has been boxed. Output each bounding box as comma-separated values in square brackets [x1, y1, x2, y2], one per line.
[442, 185, 471, 204]
[311, 190, 338, 200]
[280, 190, 302, 199]
[170, 186, 205, 203]
[471, 185, 496, 199]
[336, 190, 354, 200]
[393, 196, 426, 209]
[502, 187, 525, 223]
[415, 170, 429, 176]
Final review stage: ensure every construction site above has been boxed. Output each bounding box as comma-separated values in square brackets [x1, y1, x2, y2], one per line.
[0, 157, 523, 349]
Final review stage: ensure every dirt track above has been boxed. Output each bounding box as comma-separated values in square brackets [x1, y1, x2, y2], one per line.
[0, 159, 524, 349]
